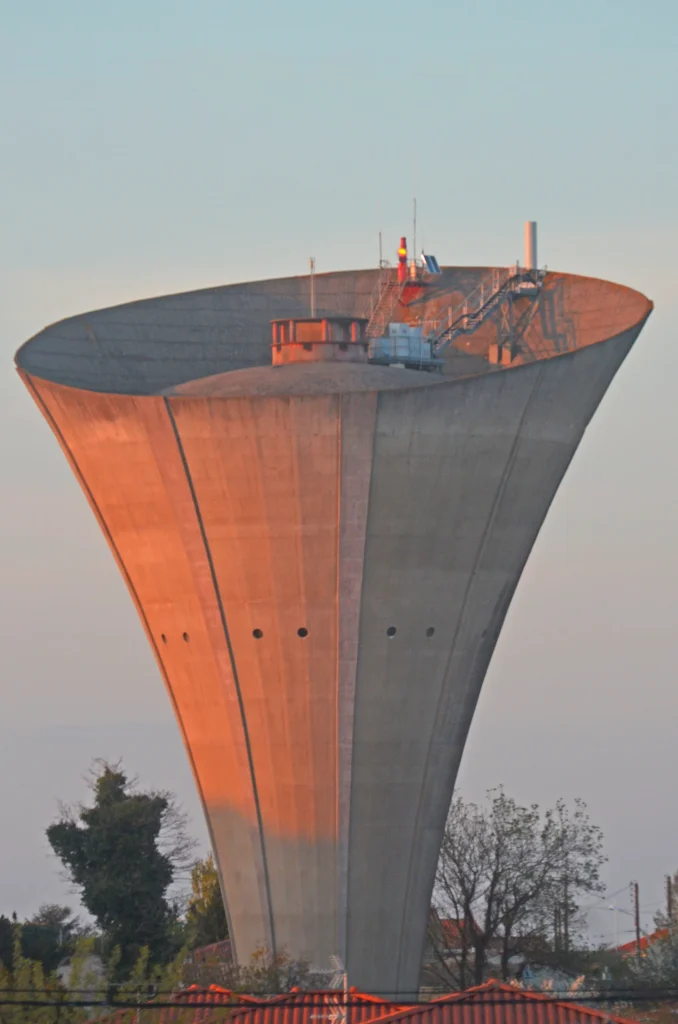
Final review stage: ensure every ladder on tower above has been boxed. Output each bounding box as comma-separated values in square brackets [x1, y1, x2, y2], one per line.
[366, 269, 408, 339]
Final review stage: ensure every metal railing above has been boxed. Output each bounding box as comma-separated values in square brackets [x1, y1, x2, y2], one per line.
[366, 268, 409, 339]
[430, 267, 545, 354]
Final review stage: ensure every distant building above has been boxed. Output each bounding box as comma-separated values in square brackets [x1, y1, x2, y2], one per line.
[616, 929, 668, 956]
[56, 952, 107, 1011]
[368, 980, 636, 1024]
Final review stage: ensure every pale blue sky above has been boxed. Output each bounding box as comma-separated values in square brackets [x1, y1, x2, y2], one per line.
[1, 0, 677, 945]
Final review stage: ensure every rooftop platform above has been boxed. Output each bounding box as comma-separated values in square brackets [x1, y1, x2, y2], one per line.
[15, 267, 652, 396]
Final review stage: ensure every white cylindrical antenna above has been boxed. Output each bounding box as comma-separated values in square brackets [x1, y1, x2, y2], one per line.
[524, 221, 537, 271]
[309, 257, 316, 317]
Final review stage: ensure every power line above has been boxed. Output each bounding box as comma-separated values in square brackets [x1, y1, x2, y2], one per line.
[6, 992, 678, 1008]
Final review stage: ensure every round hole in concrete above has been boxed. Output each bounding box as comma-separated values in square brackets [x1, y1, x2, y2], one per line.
[297, 627, 308, 638]
[426, 627, 435, 638]
[253, 629, 263, 639]
[387, 626, 396, 638]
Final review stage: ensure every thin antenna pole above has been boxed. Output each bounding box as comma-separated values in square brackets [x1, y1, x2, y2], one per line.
[413, 198, 417, 261]
[633, 881, 641, 954]
[667, 875, 674, 920]
[378, 231, 383, 268]
[309, 257, 316, 318]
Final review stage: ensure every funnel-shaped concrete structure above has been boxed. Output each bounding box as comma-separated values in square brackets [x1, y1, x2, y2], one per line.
[16, 267, 651, 995]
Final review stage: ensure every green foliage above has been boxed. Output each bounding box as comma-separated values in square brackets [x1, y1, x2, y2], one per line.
[0, 907, 87, 974]
[0, 930, 92, 1024]
[184, 942, 310, 993]
[23, 905, 86, 973]
[0, 930, 189, 1024]
[46, 761, 194, 975]
[233, 945, 310, 993]
[0, 918, 12, 973]
[186, 854, 229, 949]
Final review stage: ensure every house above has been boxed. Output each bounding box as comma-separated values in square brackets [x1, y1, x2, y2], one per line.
[372, 980, 635, 1024]
[87, 980, 641, 1024]
[88, 985, 403, 1024]
[616, 929, 669, 956]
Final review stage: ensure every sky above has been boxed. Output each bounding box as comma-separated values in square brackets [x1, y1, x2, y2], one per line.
[1, 0, 677, 948]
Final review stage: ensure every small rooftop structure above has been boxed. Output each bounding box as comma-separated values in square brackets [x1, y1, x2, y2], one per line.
[369, 323, 442, 371]
[271, 316, 368, 366]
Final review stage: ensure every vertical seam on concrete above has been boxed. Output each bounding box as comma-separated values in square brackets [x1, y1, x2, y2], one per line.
[393, 365, 546, 983]
[344, 389, 380, 980]
[20, 375, 241, 956]
[335, 394, 343, 962]
[163, 396, 277, 956]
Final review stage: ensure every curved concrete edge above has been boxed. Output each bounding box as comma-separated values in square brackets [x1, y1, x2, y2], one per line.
[14, 269, 652, 397]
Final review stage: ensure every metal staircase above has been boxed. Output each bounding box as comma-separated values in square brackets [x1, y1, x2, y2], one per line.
[430, 268, 544, 354]
[366, 268, 408, 339]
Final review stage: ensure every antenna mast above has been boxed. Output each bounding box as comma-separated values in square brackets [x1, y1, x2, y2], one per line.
[309, 257, 316, 317]
[413, 198, 417, 262]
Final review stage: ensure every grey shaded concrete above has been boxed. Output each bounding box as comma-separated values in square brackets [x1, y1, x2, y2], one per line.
[15, 266, 652, 994]
[345, 325, 644, 992]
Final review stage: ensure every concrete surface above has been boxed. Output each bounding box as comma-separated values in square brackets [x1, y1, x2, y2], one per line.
[15, 266, 652, 995]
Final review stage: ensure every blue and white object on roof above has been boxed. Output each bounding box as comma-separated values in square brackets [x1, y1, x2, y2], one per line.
[421, 253, 441, 274]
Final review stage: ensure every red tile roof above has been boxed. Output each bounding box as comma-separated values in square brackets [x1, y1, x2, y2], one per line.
[90, 985, 400, 1024]
[229, 988, 403, 1024]
[90, 981, 640, 1024]
[617, 929, 668, 955]
[88, 983, 259, 1024]
[189, 940, 234, 964]
[364, 980, 635, 1024]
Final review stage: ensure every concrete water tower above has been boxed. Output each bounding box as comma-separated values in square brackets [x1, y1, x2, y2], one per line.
[16, 257, 652, 994]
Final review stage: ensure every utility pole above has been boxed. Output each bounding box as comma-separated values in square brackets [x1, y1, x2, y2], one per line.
[633, 881, 641, 955]
[563, 877, 569, 953]
[667, 875, 674, 921]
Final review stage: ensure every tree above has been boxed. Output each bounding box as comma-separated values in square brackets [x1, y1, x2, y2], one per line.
[21, 906, 88, 973]
[0, 933, 187, 1024]
[0, 916, 12, 972]
[429, 788, 606, 990]
[186, 854, 229, 949]
[46, 761, 195, 974]
[0, 908, 88, 975]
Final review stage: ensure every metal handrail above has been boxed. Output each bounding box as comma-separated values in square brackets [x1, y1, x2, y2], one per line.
[431, 268, 545, 354]
[366, 269, 408, 339]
